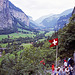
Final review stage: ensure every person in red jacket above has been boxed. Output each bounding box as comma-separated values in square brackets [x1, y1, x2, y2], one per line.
[52, 63, 55, 73]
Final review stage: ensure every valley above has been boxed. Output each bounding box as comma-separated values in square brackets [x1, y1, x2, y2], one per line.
[0, 0, 75, 75]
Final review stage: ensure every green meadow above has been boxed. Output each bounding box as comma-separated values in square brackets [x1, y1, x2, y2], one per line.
[45, 31, 54, 36]
[0, 33, 36, 40]
[0, 35, 8, 40]
[9, 33, 36, 39]
[21, 43, 32, 48]
[0, 43, 8, 48]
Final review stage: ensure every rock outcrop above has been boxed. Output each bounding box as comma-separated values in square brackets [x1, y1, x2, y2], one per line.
[72, 7, 75, 15]
[72, 7, 75, 22]
[9, 1, 29, 26]
[0, 0, 30, 33]
[0, 0, 12, 29]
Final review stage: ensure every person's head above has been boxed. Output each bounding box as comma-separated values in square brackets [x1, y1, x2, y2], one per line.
[63, 68, 65, 71]
[58, 67, 60, 70]
[69, 64, 71, 67]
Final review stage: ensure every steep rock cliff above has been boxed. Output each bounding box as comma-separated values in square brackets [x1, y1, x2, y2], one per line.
[71, 7, 75, 22]
[0, 0, 12, 29]
[0, 0, 33, 34]
[72, 7, 75, 15]
[9, 1, 29, 26]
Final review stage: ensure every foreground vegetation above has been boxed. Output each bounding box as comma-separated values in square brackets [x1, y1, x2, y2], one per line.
[0, 14, 75, 75]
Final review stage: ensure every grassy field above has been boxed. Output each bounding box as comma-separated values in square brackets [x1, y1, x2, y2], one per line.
[21, 43, 32, 48]
[0, 43, 8, 48]
[39, 31, 45, 34]
[45, 31, 54, 36]
[0, 33, 36, 41]
[9, 33, 36, 39]
[0, 31, 54, 41]
[18, 28, 31, 33]
[0, 35, 8, 40]
[38, 38, 45, 41]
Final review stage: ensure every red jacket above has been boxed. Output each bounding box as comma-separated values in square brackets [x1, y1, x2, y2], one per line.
[52, 64, 55, 71]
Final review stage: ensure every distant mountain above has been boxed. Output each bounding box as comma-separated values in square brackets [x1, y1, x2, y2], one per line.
[55, 13, 72, 31]
[40, 14, 59, 28]
[60, 8, 73, 16]
[36, 8, 73, 30]
[28, 16, 40, 30]
[35, 14, 54, 24]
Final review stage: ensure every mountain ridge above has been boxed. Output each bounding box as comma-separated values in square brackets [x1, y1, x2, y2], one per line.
[35, 8, 73, 25]
[35, 8, 73, 30]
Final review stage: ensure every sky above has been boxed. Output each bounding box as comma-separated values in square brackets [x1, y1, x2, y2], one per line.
[9, 0, 75, 20]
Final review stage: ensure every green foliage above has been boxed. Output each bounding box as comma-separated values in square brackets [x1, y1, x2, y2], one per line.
[0, 37, 57, 75]
[58, 14, 75, 58]
[0, 57, 3, 64]
[1, 14, 75, 75]
[2, 51, 6, 56]
[0, 43, 8, 48]
[69, 14, 75, 22]
[33, 40, 56, 65]
[0, 46, 49, 75]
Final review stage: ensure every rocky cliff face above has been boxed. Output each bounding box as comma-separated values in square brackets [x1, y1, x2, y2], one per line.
[72, 7, 75, 15]
[0, 0, 29, 32]
[10, 10, 29, 26]
[9, 1, 29, 26]
[72, 7, 75, 22]
[0, 0, 12, 29]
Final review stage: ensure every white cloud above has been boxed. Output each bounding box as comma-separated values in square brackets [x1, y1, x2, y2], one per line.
[9, 0, 75, 20]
